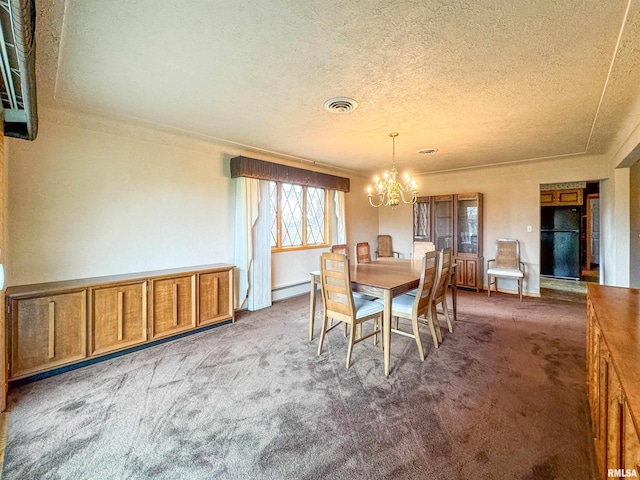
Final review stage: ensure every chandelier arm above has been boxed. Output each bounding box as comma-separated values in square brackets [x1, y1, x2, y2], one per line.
[368, 195, 385, 208]
[399, 189, 417, 205]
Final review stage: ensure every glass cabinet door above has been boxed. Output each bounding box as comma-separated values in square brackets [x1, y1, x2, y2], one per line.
[413, 197, 431, 241]
[456, 196, 479, 255]
[433, 195, 453, 250]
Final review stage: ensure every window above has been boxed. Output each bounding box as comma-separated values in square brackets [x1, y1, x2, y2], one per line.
[270, 181, 328, 250]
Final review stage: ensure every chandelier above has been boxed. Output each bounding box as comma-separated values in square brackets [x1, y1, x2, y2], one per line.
[367, 132, 418, 208]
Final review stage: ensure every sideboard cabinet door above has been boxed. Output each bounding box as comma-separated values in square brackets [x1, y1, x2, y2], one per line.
[199, 270, 233, 326]
[623, 401, 640, 474]
[606, 361, 624, 473]
[90, 281, 147, 356]
[150, 275, 196, 339]
[10, 291, 87, 379]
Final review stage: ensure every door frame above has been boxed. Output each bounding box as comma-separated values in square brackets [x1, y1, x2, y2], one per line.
[586, 193, 600, 269]
[1, 131, 6, 411]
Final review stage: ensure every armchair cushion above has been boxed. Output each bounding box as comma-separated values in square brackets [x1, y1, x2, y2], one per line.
[487, 267, 524, 279]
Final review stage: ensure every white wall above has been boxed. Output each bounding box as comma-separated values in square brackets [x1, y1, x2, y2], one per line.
[379, 155, 609, 295]
[344, 176, 380, 258]
[6, 108, 376, 292]
[7, 119, 232, 284]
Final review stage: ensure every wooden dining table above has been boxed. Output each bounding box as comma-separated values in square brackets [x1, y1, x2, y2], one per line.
[309, 258, 457, 376]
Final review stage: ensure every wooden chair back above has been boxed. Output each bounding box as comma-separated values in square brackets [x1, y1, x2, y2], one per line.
[319, 252, 355, 325]
[412, 250, 439, 318]
[377, 235, 394, 258]
[433, 247, 452, 301]
[355, 242, 372, 264]
[495, 239, 520, 269]
[330, 244, 348, 256]
[412, 241, 436, 260]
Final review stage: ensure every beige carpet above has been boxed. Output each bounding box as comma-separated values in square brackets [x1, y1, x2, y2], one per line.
[2, 290, 595, 479]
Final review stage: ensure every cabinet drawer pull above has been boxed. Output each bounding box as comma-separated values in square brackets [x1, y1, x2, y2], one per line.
[173, 284, 178, 326]
[48, 301, 55, 358]
[213, 277, 219, 316]
[117, 291, 124, 341]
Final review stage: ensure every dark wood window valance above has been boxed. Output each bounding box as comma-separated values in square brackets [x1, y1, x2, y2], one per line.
[230, 156, 350, 192]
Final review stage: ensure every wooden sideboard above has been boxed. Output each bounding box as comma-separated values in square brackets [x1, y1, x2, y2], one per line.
[587, 284, 640, 478]
[6, 264, 234, 380]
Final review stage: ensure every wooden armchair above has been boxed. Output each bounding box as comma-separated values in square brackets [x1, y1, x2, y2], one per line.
[376, 235, 400, 258]
[487, 238, 525, 301]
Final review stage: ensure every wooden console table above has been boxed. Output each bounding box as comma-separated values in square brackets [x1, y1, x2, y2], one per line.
[6, 264, 234, 381]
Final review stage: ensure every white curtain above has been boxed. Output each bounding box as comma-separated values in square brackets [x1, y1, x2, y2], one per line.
[334, 190, 347, 244]
[234, 178, 272, 311]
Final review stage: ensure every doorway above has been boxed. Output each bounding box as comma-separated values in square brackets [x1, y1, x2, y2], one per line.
[540, 181, 600, 293]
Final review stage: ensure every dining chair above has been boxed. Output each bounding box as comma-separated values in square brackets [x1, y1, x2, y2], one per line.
[331, 244, 369, 303]
[330, 244, 348, 256]
[404, 241, 437, 298]
[317, 252, 383, 368]
[487, 238, 525, 301]
[376, 235, 400, 258]
[354, 242, 372, 264]
[380, 250, 440, 360]
[330, 244, 356, 335]
[412, 241, 436, 261]
[431, 247, 453, 337]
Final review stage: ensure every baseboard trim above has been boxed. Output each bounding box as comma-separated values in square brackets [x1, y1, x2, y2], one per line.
[272, 280, 311, 302]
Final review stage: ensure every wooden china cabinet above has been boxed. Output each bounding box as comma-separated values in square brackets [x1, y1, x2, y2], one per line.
[454, 193, 483, 292]
[414, 192, 483, 291]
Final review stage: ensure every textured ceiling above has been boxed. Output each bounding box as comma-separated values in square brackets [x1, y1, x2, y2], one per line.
[35, 0, 640, 175]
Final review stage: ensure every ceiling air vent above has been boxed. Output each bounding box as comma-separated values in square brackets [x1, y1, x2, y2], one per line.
[417, 148, 438, 155]
[324, 97, 358, 113]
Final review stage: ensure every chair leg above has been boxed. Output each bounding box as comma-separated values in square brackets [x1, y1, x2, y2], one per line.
[372, 317, 378, 345]
[426, 309, 439, 348]
[317, 314, 330, 356]
[519, 278, 523, 301]
[431, 304, 443, 343]
[487, 275, 491, 297]
[411, 316, 425, 361]
[441, 300, 453, 333]
[346, 322, 357, 368]
[440, 300, 453, 332]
